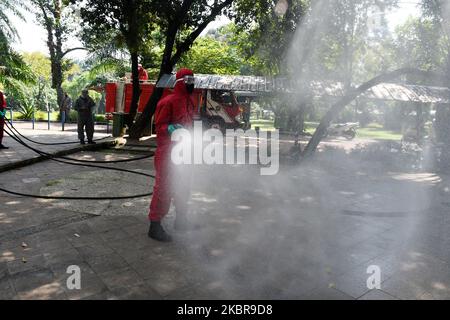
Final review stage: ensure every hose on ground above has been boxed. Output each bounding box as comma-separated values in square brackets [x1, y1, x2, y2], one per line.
[5, 118, 110, 145]
[3, 126, 155, 178]
[0, 126, 155, 200]
[5, 119, 154, 164]
[5, 121, 154, 163]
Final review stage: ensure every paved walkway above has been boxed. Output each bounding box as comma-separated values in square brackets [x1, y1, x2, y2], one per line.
[0, 121, 112, 169]
[1, 128, 450, 300]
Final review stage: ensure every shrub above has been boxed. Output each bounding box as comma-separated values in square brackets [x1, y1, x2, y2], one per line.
[56, 110, 76, 122]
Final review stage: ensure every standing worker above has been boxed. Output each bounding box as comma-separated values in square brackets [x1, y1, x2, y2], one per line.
[138, 64, 148, 81]
[148, 68, 196, 242]
[74, 89, 96, 145]
[0, 90, 8, 150]
[60, 92, 72, 123]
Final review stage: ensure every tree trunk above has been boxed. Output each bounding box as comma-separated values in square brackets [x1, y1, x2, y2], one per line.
[129, 26, 177, 138]
[126, 50, 141, 128]
[41, 0, 64, 111]
[298, 103, 305, 133]
[124, 0, 140, 128]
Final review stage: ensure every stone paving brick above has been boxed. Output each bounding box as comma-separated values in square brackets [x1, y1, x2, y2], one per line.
[98, 228, 130, 243]
[76, 243, 115, 259]
[164, 282, 228, 300]
[10, 268, 56, 295]
[0, 248, 16, 263]
[66, 233, 104, 248]
[143, 275, 191, 298]
[381, 275, 430, 300]
[37, 238, 74, 252]
[0, 261, 7, 279]
[44, 247, 84, 266]
[14, 283, 68, 300]
[303, 286, 354, 300]
[331, 265, 378, 299]
[108, 285, 162, 300]
[80, 290, 117, 300]
[0, 278, 16, 299]
[108, 216, 143, 228]
[63, 274, 108, 300]
[60, 221, 97, 237]
[85, 253, 129, 274]
[86, 218, 120, 233]
[7, 254, 48, 276]
[122, 223, 147, 237]
[97, 267, 144, 291]
[358, 289, 398, 300]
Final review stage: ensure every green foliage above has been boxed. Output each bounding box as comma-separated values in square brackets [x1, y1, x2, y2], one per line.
[0, 0, 28, 41]
[0, 37, 38, 118]
[62, 56, 129, 108]
[22, 52, 52, 81]
[232, 0, 309, 75]
[56, 110, 81, 122]
[10, 82, 35, 119]
[393, 17, 445, 74]
[74, 0, 154, 53]
[179, 36, 243, 74]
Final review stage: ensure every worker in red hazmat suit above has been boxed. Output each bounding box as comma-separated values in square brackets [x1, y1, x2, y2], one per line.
[0, 91, 8, 150]
[138, 64, 148, 81]
[148, 68, 196, 242]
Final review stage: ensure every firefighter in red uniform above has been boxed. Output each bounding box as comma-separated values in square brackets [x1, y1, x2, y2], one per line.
[148, 68, 196, 242]
[0, 91, 8, 150]
[138, 64, 149, 81]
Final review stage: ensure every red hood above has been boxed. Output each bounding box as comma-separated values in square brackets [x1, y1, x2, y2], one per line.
[174, 68, 194, 96]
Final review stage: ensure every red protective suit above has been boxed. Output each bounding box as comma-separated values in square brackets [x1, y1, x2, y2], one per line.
[0, 91, 6, 145]
[148, 68, 196, 222]
[138, 65, 149, 81]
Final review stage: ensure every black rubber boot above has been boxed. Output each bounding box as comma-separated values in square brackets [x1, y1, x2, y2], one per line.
[88, 140, 96, 145]
[80, 140, 85, 145]
[148, 221, 172, 242]
[0, 144, 9, 149]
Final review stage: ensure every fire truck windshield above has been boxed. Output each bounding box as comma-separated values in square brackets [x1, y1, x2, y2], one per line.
[211, 90, 237, 107]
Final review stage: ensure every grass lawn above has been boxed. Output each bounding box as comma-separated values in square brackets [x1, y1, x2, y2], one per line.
[356, 123, 402, 141]
[11, 111, 60, 121]
[9, 111, 108, 122]
[305, 121, 319, 135]
[250, 119, 277, 131]
[250, 119, 402, 141]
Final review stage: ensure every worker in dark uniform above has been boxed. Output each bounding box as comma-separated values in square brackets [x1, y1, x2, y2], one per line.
[74, 89, 96, 145]
[60, 92, 72, 123]
[0, 91, 8, 149]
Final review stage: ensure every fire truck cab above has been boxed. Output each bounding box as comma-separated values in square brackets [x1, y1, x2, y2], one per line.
[200, 89, 242, 131]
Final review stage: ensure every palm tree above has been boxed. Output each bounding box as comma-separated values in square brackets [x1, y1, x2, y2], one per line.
[0, 0, 36, 112]
[0, 0, 28, 41]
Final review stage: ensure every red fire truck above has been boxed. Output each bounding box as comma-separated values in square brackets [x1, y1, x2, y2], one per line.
[105, 77, 244, 133]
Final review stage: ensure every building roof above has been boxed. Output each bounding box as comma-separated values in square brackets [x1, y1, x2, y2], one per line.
[156, 73, 450, 103]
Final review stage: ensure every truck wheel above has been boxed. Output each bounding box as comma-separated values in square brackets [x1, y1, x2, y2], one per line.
[208, 117, 226, 133]
[344, 129, 356, 140]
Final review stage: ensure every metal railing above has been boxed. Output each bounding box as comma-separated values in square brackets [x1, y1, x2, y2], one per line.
[7, 108, 111, 134]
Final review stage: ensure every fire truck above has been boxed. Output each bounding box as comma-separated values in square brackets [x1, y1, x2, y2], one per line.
[105, 74, 245, 135]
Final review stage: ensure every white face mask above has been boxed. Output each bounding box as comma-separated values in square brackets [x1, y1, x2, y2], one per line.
[175, 75, 195, 85]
